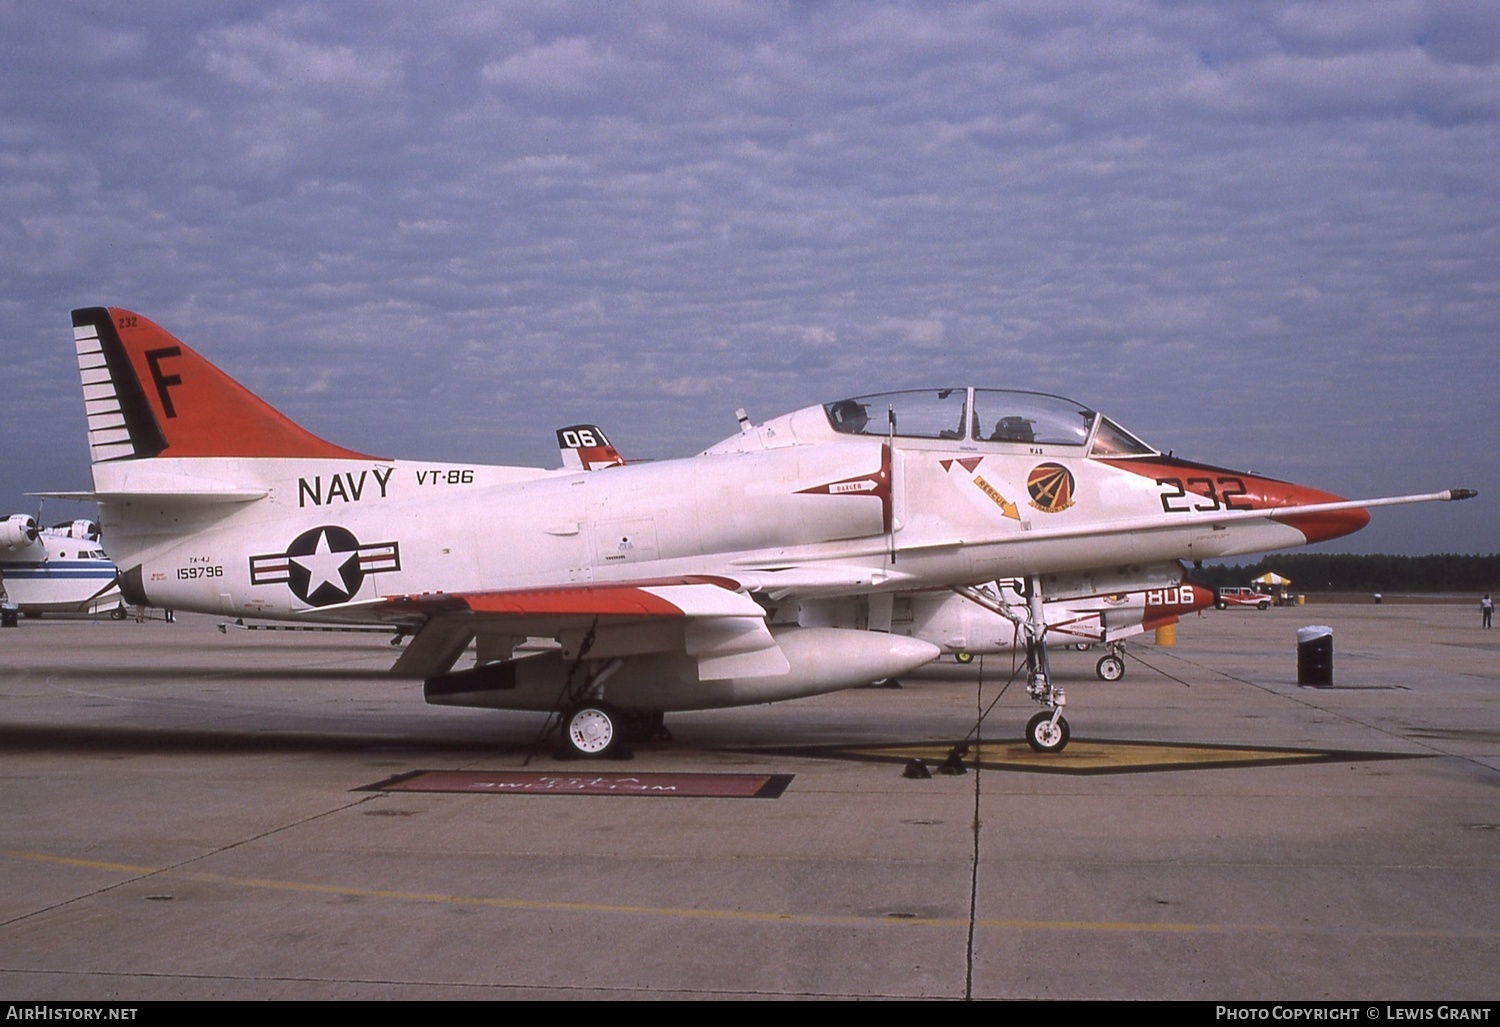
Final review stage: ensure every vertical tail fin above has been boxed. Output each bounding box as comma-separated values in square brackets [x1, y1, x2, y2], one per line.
[71, 307, 380, 462]
[556, 424, 626, 471]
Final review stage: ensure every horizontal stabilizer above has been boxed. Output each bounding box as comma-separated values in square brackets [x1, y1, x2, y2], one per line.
[33, 488, 267, 504]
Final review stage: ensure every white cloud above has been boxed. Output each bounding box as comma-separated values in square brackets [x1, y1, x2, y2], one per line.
[197, 20, 402, 93]
[0, 2, 1494, 553]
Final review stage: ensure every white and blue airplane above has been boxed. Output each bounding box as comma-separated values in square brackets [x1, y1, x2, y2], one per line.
[43, 307, 1474, 755]
[0, 515, 125, 622]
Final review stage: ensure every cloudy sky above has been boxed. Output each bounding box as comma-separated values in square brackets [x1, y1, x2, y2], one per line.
[3, 1, 1496, 555]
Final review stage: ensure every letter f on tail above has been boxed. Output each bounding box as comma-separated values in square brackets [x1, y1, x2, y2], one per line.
[71, 307, 380, 463]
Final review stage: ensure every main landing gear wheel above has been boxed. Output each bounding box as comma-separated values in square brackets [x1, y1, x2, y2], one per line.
[1096, 654, 1125, 681]
[1026, 710, 1070, 753]
[562, 702, 623, 759]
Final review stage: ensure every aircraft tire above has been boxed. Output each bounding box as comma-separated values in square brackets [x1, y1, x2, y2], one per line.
[110, 606, 127, 621]
[1096, 654, 1125, 681]
[563, 702, 623, 758]
[1026, 711, 1069, 753]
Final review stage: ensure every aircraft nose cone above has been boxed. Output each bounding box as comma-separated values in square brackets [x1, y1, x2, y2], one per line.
[1186, 584, 1216, 610]
[1271, 485, 1371, 544]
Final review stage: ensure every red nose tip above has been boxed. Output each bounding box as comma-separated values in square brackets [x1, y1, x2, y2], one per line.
[1272, 485, 1371, 544]
[1186, 584, 1216, 611]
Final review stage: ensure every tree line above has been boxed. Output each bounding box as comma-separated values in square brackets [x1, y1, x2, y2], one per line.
[1191, 554, 1500, 593]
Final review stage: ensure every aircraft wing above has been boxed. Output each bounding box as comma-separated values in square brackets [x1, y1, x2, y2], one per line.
[316, 577, 789, 680]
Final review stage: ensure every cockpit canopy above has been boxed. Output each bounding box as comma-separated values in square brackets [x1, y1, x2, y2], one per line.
[823, 388, 1156, 457]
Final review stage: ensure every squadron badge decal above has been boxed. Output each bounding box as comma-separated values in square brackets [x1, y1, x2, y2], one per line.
[1026, 463, 1076, 513]
[249, 526, 400, 606]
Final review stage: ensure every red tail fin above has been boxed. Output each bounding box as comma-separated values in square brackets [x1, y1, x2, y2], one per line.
[72, 307, 381, 462]
[556, 424, 626, 471]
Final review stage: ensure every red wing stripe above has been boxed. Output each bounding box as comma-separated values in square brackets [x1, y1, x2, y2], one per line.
[374, 576, 755, 620]
[461, 586, 686, 617]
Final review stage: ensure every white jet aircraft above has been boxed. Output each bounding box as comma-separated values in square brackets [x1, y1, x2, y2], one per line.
[886, 576, 1216, 683]
[0, 515, 124, 622]
[50, 308, 1474, 756]
[554, 423, 1214, 682]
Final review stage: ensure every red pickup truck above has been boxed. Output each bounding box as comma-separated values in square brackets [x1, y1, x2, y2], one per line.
[1216, 586, 1273, 610]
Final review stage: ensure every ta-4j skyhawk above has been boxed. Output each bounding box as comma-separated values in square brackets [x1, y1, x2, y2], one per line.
[52, 308, 1474, 756]
[553, 424, 1216, 685]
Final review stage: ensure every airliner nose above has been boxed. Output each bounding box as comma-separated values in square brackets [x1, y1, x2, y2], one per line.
[1271, 484, 1371, 544]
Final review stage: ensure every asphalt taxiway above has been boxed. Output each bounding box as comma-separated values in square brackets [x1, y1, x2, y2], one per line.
[1, 602, 1497, 999]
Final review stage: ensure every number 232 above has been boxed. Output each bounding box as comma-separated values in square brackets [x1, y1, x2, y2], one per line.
[1156, 476, 1251, 513]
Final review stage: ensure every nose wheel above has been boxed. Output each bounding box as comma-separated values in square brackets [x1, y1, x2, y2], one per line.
[1026, 710, 1070, 753]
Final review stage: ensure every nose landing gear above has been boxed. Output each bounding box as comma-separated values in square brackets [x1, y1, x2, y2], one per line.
[958, 575, 1070, 753]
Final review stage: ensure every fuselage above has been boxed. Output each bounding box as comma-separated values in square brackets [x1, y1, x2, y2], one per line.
[98, 388, 1365, 619]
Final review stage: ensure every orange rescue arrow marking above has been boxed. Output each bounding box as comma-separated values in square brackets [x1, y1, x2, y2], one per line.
[972, 474, 1021, 520]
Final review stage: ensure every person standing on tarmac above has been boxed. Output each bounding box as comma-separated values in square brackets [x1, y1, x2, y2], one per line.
[1482, 594, 1493, 629]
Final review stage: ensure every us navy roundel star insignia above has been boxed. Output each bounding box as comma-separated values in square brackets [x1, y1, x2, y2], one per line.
[1026, 463, 1076, 513]
[249, 526, 401, 607]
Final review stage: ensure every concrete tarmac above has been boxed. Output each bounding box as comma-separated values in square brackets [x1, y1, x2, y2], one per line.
[1, 603, 1497, 1000]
